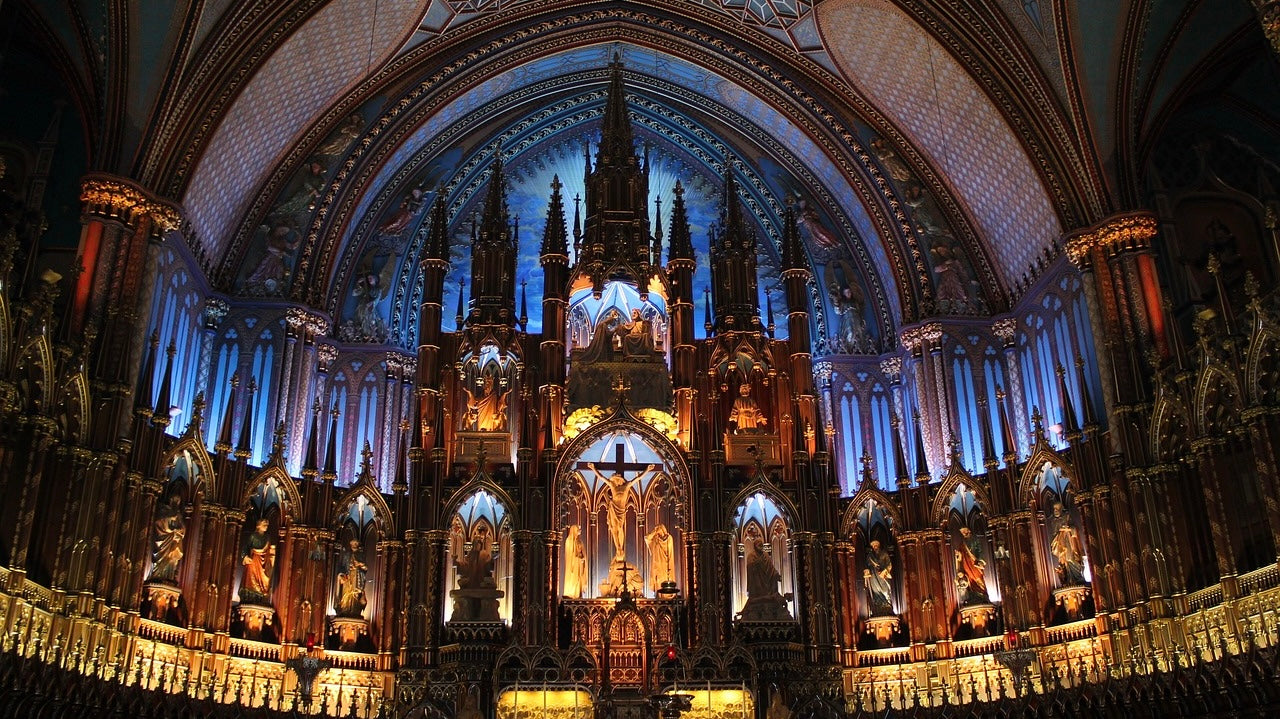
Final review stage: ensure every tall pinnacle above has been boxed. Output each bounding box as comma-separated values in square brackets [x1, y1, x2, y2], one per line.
[667, 181, 693, 263]
[598, 53, 636, 166]
[479, 148, 511, 244]
[541, 175, 568, 257]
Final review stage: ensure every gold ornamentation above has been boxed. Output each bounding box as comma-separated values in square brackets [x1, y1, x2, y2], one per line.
[636, 407, 680, 441]
[1064, 213, 1158, 266]
[79, 175, 182, 232]
[562, 406, 606, 441]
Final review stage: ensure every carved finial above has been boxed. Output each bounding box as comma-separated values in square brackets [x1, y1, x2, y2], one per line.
[271, 421, 287, 460]
[1245, 271, 1260, 299]
[475, 440, 488, 470]
[359, 440, 374, 476]
[612, 374, 631, 407]
[192, 392, 206, 418]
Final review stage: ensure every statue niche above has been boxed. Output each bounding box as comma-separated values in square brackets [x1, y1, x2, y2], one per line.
[733, 493, 794, 623]
[446, 490, 511, 624]
[566, 282, 672, 411]
[460, 347, 512, 433]
[560, 430, 684, 599]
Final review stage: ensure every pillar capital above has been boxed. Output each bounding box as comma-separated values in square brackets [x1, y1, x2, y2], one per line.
[79, 174, 181, 233]
[1254, 1, 1280, 55]
[1064, 212, 1158, 267]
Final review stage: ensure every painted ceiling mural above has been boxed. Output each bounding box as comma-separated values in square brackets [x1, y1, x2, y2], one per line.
[233, 39, 1026, 356]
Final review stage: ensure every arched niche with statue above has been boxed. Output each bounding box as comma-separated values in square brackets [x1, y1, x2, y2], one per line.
[555, 418, 689, 601]
[566, 279, 672, 411]
[443, 488, 515, 626]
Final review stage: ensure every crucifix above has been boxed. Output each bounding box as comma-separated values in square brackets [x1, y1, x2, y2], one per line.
[578, 442, 658, 563]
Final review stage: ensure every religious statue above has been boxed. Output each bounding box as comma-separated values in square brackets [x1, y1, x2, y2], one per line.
[578, 308, 625, 363]
[455, 525, 497, 590]
[335, 539, 368, 618]
[828, 280, 868, 353]
[562, 524, 588, 598]
[450, 523, 503, 622]
[148, 493, 186, 584]
[465, 372, 508, 432]
[767, 692, 792, 719]
[241, 519, 276, 605]
[863, 539, 893, 615]
[740, 535, 791, 621]
[954, 526, 989, 605]
[585, 462, 658, 562]
[645, 523, 675, 593]
[620, 308, 657, 358]
[1048, 502, 1087, 586]
[728, 382, 766, 433]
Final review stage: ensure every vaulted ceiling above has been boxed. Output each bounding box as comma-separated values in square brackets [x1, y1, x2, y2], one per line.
[5, 0, 1276, 339]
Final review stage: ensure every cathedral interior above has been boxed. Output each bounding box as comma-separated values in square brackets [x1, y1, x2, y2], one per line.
[2, 1, 1280, 717]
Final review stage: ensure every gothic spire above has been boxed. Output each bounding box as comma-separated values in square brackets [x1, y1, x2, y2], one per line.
[996, 386, 1018, 463]
[709, 160, 761, 332]
[235, 378, 257, 460]
[541, 175, 568, 258]
[912, 411, 930, 483]
[782, 202, 806, 272]
[302, 398, 322, 478]
[652, 194, 663, 266]
[1055, 364, 1080, 436]
[890, 412, 910, 488]
[468, 149, 519, 327]
[597, 53, 636, 167]
[153, 340, 177, 427]
[322, 403, 341, 481]
[215, 373, 239, 455]
[136, 332, 160, 419]
[425, 193, 449, 262]
[667, 181, 694, 263]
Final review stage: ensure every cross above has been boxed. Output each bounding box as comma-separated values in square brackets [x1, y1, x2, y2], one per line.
[575, 442, 651, 477]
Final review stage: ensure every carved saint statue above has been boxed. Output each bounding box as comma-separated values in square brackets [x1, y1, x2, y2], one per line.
[562, 525, 588, 598]
[954, 526, 989, 604]
[863, 539, 893, 614]
[729, 382, 766, 433]
[620, 308, 656, 357]
[148, 493, 186, 584]
[465, 373, 508, 432]
[585, 462, 658, 562]
[645, 523, 675, 593]
[335, 539, 368, 618]
[455, 524, 496, 590]
[746, 536, 782, 601]
[241, 519, 276, 605]
[1048, 502, 1087, 586]
[578, 308, 625, 363]
[740, 534, 791, 621]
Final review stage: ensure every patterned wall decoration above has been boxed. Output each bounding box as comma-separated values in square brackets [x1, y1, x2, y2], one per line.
[182, 0, 428, 262]
[818, 0, 1062, 288]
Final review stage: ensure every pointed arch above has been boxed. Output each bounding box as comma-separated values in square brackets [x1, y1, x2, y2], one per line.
[1016, 446, 1075, 506]
[160, 437, 218, 499]
[1195, 365, 1242, 436]
[841, 485, 901, 537]
[1246, 322, 1280, 406]
[333, 482, 395, 536]
[55, 371, 91, 446]
[726, 481, 801, 532]
[15, 335, 54, 415]
[441, 475, 519, 531]
[930, 463, 992, 527]
[241, 465, 302, 523]
[1150, 394, 1192, 462]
